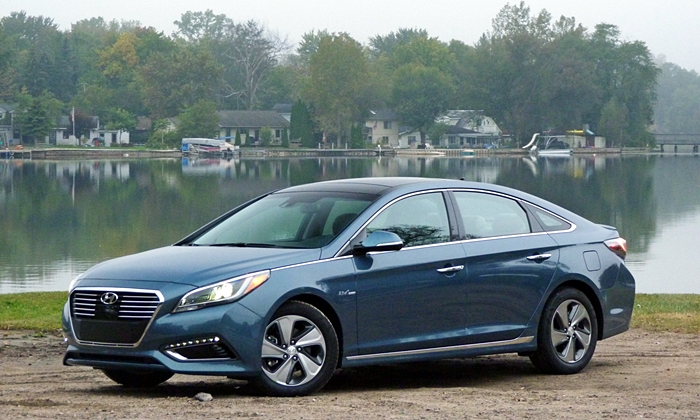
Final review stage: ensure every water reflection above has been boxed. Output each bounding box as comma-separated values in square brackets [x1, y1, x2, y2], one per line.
[1, 155, 699, 293]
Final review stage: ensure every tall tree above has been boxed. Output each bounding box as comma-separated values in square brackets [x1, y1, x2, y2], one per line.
[391, 63, 453, 143]
[369, 28, 429, 59]
[173, 10, 228, 43]
[306, 33, 369, 146]
[138, 46, 221, 118]
[290, 100, 315, 147]
[220, 20, 288, 110]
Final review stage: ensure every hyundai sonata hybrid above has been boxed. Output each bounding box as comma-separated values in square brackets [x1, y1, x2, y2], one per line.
[62, 177, 635, 396]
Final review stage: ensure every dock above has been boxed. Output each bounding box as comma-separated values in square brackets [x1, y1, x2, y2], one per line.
[1, 149, 32, 159]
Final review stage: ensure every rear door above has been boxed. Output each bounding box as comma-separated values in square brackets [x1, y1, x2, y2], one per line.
[451, 191, 560, 343]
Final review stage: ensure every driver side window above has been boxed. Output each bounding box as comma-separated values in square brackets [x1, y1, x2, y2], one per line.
[366, 193, 450, 247]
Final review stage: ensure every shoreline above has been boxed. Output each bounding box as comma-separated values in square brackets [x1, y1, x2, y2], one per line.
[0, 146, 662, 160]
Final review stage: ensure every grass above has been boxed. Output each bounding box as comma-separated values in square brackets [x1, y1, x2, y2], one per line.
[630, 294, 700, 334]
[1, 292, 700, 334]
[0, 291, 67, 332]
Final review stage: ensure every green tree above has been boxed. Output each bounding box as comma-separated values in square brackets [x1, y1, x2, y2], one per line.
[290, 100, 315, 147]
[296, 29, 331, 68]
[427, 122, 450, 146]
[281, 128, 289, 148]
[260, 126, 273, 146]
[369, 28, 429, 59]
[173, 10, 228, 43]
[104, 108, 137, 131]
[72, 109, 96, 139]
[177, 100, 219, 139]
[150, 118, 170, 146]
[350, 124, 365, 149]
[15, 89, 57, 145]
[391, 63, 453, 143]
[306, 33, 369, 147]
[138, 46, 221, 118]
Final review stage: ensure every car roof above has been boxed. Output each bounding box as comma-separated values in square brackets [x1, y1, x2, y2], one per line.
[278, 177, 590, 226]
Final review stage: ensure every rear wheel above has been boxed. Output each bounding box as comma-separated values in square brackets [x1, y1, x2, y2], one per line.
[252, 301, 339, 396]
[530, 288, 598, 374]
[102, 369, 173, 388]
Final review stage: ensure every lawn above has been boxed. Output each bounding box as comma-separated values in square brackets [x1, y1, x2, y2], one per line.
[1, 292, 699, 333]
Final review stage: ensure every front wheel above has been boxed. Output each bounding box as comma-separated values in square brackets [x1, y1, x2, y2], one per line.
[102, 369, 173, 387]
[530, 288, 598, 374]
[252, 301, 339, 396]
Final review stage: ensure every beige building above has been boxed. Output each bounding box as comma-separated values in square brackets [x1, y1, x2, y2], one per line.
[365, 109, 400, 146]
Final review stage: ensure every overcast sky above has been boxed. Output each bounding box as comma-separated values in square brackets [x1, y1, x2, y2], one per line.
[1, 0, 698, 72]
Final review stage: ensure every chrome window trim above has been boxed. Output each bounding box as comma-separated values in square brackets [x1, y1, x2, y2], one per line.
[450, 188, 577, 235]
[70, 287, 164, 348]
[347, 335, 534, 361]
[334, 189, 454, 258]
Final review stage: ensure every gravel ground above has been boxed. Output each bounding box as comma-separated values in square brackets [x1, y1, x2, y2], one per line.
[1, 328, 699, 419]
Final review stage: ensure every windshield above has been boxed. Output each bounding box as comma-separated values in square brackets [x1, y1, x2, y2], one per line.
[191, 191, 377, 249]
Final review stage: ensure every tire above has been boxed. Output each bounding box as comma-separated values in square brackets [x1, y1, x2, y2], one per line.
[252, 301, 339, 396]
[102, 369, 174, 388]
[530, 288, 598, 374]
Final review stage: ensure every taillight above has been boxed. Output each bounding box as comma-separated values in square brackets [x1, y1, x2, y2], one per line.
[604, 237, 627, 259]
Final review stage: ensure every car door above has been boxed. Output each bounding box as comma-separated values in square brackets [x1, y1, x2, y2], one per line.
[451, 190, 560, 344]
[353, 191, 468, 355]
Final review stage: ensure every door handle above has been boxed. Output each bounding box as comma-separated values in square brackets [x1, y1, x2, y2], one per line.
[437, 265, 465, 274]
[526, 253, 552, 262]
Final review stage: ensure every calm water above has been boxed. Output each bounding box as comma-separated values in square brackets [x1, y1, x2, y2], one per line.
[1, 154, 699, 294]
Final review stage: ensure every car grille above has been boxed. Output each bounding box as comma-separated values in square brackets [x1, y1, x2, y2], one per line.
[70, 289, 163, 346]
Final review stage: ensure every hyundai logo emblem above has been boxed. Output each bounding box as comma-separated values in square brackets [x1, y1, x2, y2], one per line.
[100, 292, 119, 305]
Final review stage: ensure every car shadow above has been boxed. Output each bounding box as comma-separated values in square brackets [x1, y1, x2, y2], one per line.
[75, 354, 544, 398]
[324, 355, 537, 393]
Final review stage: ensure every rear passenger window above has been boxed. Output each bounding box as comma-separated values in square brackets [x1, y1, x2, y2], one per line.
[529, 206, 572, 232]
[452, 192, 530, 239]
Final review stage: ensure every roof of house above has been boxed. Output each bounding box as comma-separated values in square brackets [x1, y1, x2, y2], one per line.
[446, 126, 478, 135]
[368, 109, 398, 121]
[217, 110, 289, 128]
[272, 103, 292, 114]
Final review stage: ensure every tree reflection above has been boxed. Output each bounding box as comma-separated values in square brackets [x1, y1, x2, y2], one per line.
[372, 225, 449, 247]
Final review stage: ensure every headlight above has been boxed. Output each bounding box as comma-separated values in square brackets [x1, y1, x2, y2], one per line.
[173, 270, 270, 313]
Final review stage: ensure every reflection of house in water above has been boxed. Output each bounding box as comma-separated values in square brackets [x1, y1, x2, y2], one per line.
[44, 161, 131, 183]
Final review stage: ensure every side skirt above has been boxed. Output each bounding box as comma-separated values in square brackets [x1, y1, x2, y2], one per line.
[345, 336, 534, 364]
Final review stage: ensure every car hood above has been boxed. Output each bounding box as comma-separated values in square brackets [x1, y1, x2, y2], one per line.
[79, 246, 321, 287]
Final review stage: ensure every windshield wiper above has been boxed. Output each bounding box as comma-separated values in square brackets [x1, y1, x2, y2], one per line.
[208, 242, 280, 248]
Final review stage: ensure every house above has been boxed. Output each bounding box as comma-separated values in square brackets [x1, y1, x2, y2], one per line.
[398, 127, 421, 148]
[217, 110, 290, 145]
[434, 110, 502, 148]
[365, 109, 400, 146]
[271, 103, 292, 122]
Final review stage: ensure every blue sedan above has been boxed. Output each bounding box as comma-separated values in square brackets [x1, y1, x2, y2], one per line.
[62, 177, 635, 396]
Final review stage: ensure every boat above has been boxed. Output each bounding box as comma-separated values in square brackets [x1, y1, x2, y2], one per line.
[522, 133, 573, 156]
[460, 148, 476, 157]
[182, 138, 237, 157]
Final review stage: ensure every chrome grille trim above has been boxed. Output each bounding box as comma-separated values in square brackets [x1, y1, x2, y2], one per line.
[70, 289, 162, 319]
[69, 287, 165, 348]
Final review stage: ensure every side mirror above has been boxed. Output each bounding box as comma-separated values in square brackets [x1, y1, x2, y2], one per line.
[352, 231, 404, 256]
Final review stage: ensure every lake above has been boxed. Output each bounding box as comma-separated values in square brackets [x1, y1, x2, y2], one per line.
[1, 154, 699, 294]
